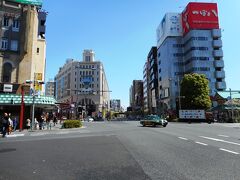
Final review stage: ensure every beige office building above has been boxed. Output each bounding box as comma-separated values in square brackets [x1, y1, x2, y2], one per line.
[55, 50, 110, 117]
[0, 0, 46, 93]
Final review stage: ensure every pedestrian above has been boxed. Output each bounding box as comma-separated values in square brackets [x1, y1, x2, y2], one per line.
[8, 113, 13, 135]
[26, 118, 31, 130]
[34, 118, 39, 130]
[2, 113, 9, 138]
[12, 117, 18, 131]
[53, 115, 57, 126]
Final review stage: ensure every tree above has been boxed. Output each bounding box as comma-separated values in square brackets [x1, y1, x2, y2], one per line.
[181, 73, 211, 110]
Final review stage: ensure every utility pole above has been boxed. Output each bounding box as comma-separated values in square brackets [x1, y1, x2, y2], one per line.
[177, 76, 181, 111]
[230, 88, 234, 122]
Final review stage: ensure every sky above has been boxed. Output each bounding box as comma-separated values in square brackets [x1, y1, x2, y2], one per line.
[43, 0, 240, 109]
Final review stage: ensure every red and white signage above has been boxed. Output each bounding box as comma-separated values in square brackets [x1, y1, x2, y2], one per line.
[182, 2, 219, 35]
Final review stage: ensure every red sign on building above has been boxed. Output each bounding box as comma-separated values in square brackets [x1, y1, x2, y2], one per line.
[182, 2, 219, 35]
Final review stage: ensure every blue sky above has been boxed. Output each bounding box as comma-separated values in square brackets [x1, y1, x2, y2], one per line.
[43, 0, 240, 108]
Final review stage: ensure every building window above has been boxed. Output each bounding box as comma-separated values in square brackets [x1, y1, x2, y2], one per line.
[10, 40, 18, 51]
[2, 63, 12, 83]
[37, 48, 40, 53]
[3, 17, 9, 27]
[85, 56, 91, 62]
[40, 20, 46, 26]
[12, 20, 20, 32]
[1, 39, 8, 50]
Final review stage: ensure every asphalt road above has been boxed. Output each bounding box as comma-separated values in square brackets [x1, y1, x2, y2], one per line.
[1, 121, 240, 180]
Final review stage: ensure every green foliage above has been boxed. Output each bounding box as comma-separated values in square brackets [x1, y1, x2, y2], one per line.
[62, 120, 82, 129]
[181, 73, 211, 110]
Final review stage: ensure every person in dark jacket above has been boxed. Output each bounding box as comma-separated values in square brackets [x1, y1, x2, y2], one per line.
[2, 113, 9, 138]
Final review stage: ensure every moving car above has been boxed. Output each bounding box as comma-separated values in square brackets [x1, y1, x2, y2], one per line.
[140, 115, 168, 127]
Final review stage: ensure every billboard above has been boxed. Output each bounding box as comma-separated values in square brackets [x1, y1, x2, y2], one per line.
[7, 0, 42, 6]
[157, 13, 182, 48]
[182, 2, 219, 35]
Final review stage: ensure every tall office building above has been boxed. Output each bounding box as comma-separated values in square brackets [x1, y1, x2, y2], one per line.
[143, 47, 159, 114]
[129, 80, 143, 111]
[55, 50, 110, 117]
[157, 3, 226, 111]
[0, 0, 47, 92]
[110, 99, 121, 112]
[45, 79, 55, 97]
[157, 13, 183, 111]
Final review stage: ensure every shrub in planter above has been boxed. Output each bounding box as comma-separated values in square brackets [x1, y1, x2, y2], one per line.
[63, 120, 82, 129]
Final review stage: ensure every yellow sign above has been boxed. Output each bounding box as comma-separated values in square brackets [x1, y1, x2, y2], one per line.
[34, 73, 43, 91]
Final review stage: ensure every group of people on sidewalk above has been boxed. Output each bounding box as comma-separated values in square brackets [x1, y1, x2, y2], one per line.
[0, 112, 18, 138]
[0, 112, 59, 138]
[26, 112, 58, 130]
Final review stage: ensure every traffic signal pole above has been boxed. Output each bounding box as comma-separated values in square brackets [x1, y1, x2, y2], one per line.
[19, 85, 24, 131]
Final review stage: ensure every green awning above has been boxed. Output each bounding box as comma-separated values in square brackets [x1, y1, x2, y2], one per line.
[0, 94, 56, 105]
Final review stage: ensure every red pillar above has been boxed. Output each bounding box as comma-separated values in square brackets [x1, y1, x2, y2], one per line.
[19, 86, 24, 131]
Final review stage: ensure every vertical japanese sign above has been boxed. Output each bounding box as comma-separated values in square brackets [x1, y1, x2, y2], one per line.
[34, 73, 42, 91]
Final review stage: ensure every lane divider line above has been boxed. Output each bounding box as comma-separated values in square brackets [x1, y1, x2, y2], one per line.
[178, 137, 188, 140]
[219, 148, 239, 155]
[199, 136, 240, 146]
[195, 142, 208, 146]
[218, 135, 229, 138]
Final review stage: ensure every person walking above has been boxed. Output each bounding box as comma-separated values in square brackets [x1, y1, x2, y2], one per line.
[8, 113, 13, 134]
[2, 113, 9, 138]
[26, 118, 31, 130]
[12, 117, 18, 131]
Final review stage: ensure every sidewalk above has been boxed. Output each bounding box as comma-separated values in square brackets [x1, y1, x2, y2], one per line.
[2, 123, 63, 138]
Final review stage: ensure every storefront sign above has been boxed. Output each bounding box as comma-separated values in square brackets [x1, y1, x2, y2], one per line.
[3, 84, 13, 92]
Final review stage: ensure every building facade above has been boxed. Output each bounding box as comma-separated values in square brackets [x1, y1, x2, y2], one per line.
[157, 3, 226, 111]
[0, 0, 46, 92]
[55, 50, 110, 118]
[110, 99, 121, 112]
[45, 79, 55, 97]
[143, 47, 159, 115]
[129, 80, 143, 112]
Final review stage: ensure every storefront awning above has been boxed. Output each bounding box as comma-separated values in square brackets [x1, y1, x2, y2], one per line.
[0, 94, 56, 105]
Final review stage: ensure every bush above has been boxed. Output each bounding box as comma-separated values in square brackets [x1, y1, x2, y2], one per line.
[62, 120, 82, 129]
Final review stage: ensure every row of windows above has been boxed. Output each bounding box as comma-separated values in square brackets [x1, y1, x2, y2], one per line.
[184, 47, 209, 55]
[173, 44, 184, 48]
[1, 39, 18, 51]
[76, 64, 99, 69]
[79, 71, 98, 76]
[2, 17, 20, 32]
[185, 36, 209, 45]
[185, 57, 210, 65]
[173, 53, 184, 57]
[188, 67, 210, 72]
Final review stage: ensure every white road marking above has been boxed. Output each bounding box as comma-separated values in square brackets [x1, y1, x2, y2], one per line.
[178, 137, 188, 140]
[218, 135, 229, 138]
[219, 148, 239, 155]
[6, 134, 25, 137]
[200, 136, 240, 146]
[30, 133, 46, 136]
[195, 142, 208, 146]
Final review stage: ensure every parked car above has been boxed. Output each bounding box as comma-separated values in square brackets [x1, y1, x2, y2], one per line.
[93, 117, 105, 121]
[140, 115, 168, 127]
[85, 116, 94, 122]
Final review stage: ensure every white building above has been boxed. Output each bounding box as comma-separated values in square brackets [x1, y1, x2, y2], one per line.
[55, 50, 110, 118]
